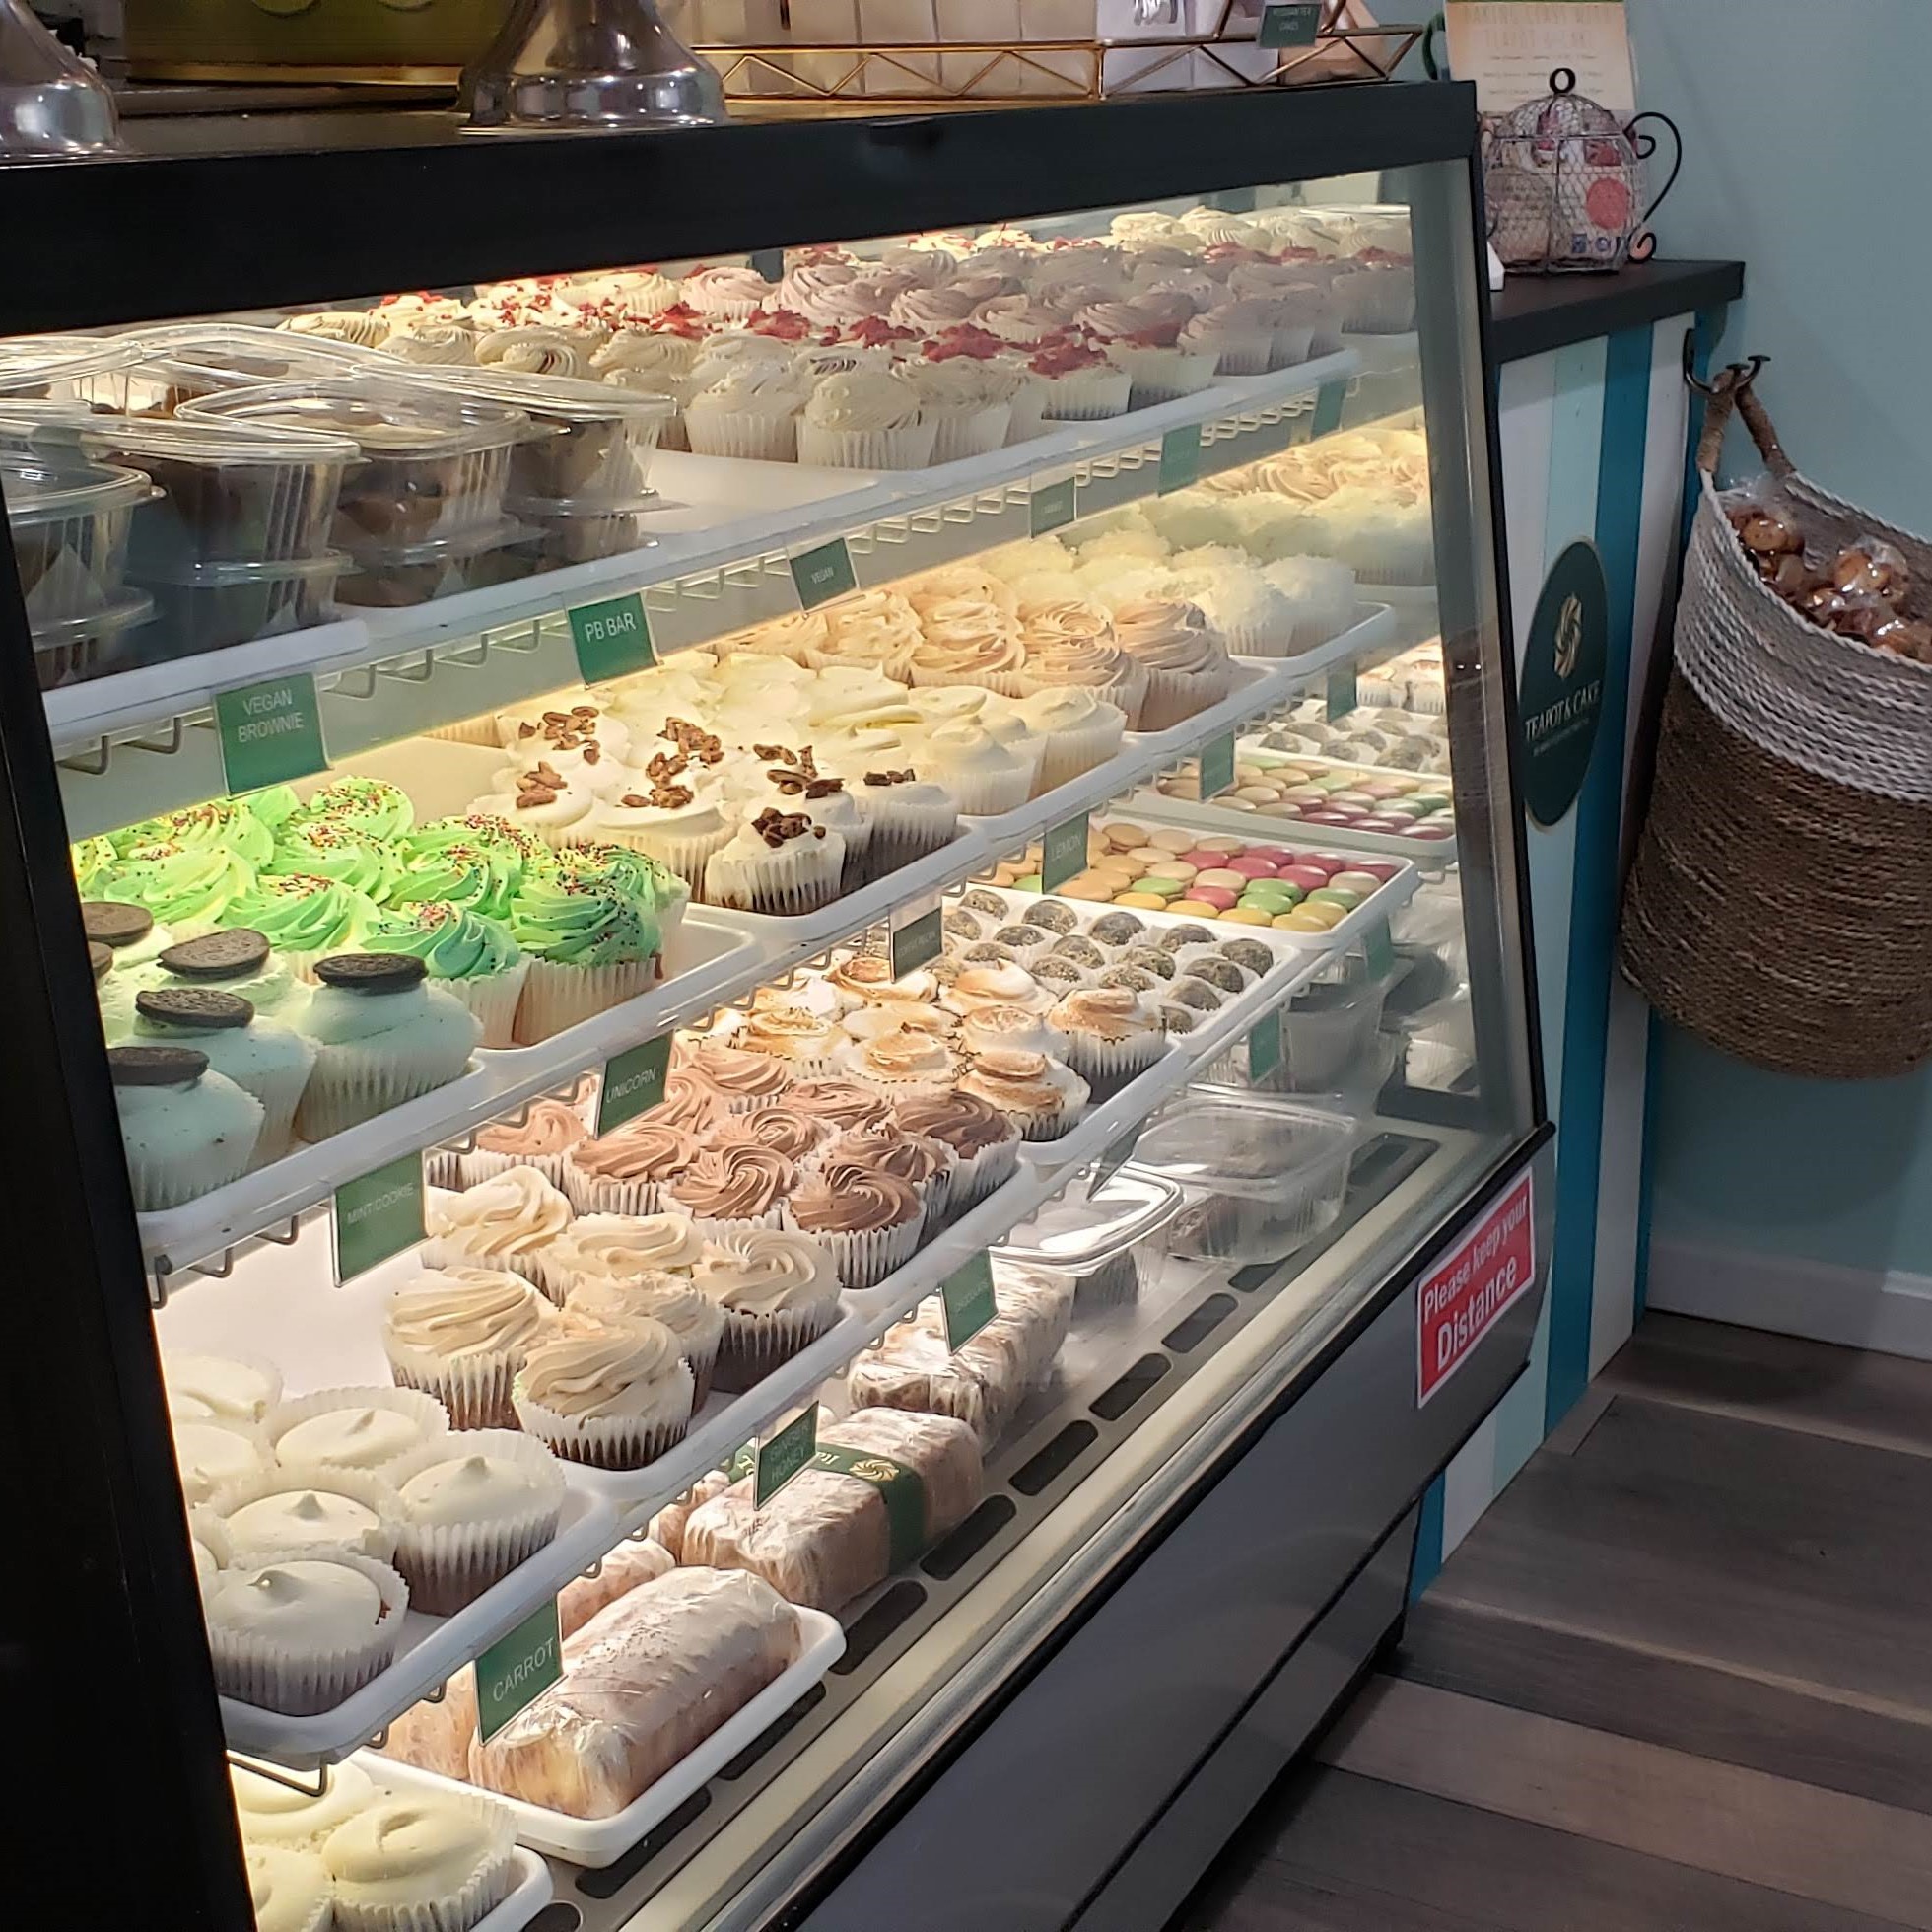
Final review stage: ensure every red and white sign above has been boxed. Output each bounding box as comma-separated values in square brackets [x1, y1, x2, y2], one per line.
[1416, 1169, 1536, 1406]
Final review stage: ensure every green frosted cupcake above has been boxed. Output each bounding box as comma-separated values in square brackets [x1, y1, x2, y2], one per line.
[265, 820, 405, 907]
[114, 799, 275, 869]
[73, 835, 119, 896]
[391, 839, 527, 923]
[553, 840, 689, 945]
[289, 775, 415, 844]
[88, 841, 255, 937]
[509, 872, 663, 1044]
[360, 901, 528, 1050]
[223, 873, 379, 979]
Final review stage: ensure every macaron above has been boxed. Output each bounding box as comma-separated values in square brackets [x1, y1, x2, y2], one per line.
[1148, 827, 1195, 854]
[1225, 856, 1279, 878]
[1168, 899, 1223, 919]
[1190, 886, 1238, 910]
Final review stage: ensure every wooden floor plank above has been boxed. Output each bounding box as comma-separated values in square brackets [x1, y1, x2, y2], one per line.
[1188, 1861, 1500, 1932]
[1395, 1594, 1932, 1817]
[1603, 1313, 1932, 1457]
[1434, 1394, 1932, 1711]
[1315, 1677, 1932, 1928]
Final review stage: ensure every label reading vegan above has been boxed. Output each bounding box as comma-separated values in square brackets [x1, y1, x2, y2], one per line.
[1158, 424, 1202, 495]
[570, 592, 656, 685]
[1041, 812, 1090, 894]
[332, 1152, 425, 1283]
[1326, 668, 1358, 719]
[941, 1252, 999, 1353]
[596, 1032, 672, 1135]
[791, 537, 858, 611]
[891, 905, 944, 979]
[1029, 475, 1079, 536]
[1259, 1, 1322, 46]
[1363, 918, 1395, 979]
[1200, 732, 1237, 801]
[1312, 380, 1348, 436]
[474, 1599, 563, 1744]
[1247, 1009, 1283, 1083]
[215, 673, 327, 795]
[755, 1406, 819, 1509]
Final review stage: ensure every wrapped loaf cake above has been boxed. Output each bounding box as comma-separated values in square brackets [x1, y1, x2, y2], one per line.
[681, 1408, 984, 1611]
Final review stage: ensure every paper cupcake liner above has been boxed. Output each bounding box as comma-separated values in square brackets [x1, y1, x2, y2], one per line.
[675, 1206, 789, 1246]
[123, 1099, 263, 1210]
[797, 418, 939, 471]
[1350, 555, 1437, 588]
[559, 1157, 664, 1219]
[460, 1145, 575, 1193]
[509, 1238, 578, 1307]
[296, 1039, 471, 1143]
[839, 819, 876, 895]
[424, 1146, 467, 1191]
[1135, 660, 1235, 733]
[425, 716, 501, 747]
[384, 1429, 566, 1616]
[711, 1297, 842, 1394]
[328, 1794, 517, 1932]
[599, 818, 735, 900]
[685, 407, 798, 462]
[513, 952, 662, 1044]
[1034, 716, 1126, 794]
[212, 1460, 404, 1567]
[1037, 368, 1133, 420]
[207, 1551, 408, 1718]
[858, 798, 958, 885]
[933, 763, 1033, 816]
[781, 1208, 923, 1291]
[1112, 349, 1219, 407]
[386, 1345, 523, 1434]
[683, 1332, 722, 1412]
[1013, 666, 1149, 733]
[941, 1133, 1021, 1211]
[438, 960, 529, 1052]
[1057, 1027, 1167, 1097]
[238, 1056, 312, 1169]
[657, 413, 690, 453]
[1269, 322, 1316, 369]
[1004, 379, 1049, 444]
[511, 1364, 693, 1471]
[1340, 280, 1414, 333]
[265, 1386, 450, 1474]
[931, 402, 1012, 463]
[706, 834, 845, 917]
[1208, 336, 1274, 377]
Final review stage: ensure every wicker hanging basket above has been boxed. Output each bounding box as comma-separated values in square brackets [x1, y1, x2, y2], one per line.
[1620, 362, 1932, 1079]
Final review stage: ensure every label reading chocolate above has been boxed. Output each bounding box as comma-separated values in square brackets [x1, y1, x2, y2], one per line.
[596, 1032, 672, 1135]
[1158, 424, 1202, 495]
[755, 1406, 819, 1509]
[474, 1599, 562, 1745]
[1029, 475, 1079, 537]
[1363, 917, 1396, 979]
[1247, 1008, 1283, 1083]
[1326, 668, 1358, 719]
[1041, 812, 1090, 894]
[1312, 379, 1348, 436]
[791, 537, 858, 611]
[891, 906, 943, 979]
[1259, 1, 1321, 45]
[332, 1151, 425, 1284]
[941, 1252, 999, 1353]
[570, 592, 656, 685]
[215, 673, 327, 796]
[1200, 732, 1237, 801]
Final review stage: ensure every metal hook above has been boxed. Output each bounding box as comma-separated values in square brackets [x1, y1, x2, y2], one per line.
[57, 736, 111, 777]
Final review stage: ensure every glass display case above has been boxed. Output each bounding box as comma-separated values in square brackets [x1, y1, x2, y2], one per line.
[0, 83, 1548, 1932]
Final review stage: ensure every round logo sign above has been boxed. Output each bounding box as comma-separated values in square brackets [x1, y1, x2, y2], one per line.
[1518, 539, 1609, 827]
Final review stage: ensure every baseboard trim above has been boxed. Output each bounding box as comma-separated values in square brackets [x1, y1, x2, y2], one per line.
[1647, 1237, 1932, 1361]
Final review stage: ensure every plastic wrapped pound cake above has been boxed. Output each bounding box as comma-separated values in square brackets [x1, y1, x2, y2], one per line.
[465, 1566, 800, 1819]
[681, 1409, 984, 1612]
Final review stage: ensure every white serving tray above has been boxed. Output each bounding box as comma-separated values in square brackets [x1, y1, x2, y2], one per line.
[1126, 783, 1457, 866]
[475, 1849, 554, 1932]
[363, 1608, 845, 1867]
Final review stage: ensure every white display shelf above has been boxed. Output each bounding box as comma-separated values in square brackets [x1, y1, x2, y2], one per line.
[478, 1850, 554, 1932]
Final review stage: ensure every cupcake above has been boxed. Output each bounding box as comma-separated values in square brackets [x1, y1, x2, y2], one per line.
[1015, 624, 1150, 730]
[785, 1077, 894, 1134]
[266, 1388, 449, 1475]
[922, 724, 1036, 816]
[836, 1029, 962, 1101]
[783, 1161, 923, 1289]
[796, 367, 936, 470]
[695, 1226, 844, 1391]
[959, 1001, 1070, 1061]
[382, 1267, 560, 1430]
[507, 862, 666, 1045]
[386, 1430, 566, 1615]
[214, 1461, 402, 1565]
[1027, 337, 1132, 420]
[463, 1096, 587, 1190]
[1111, 598, 1235, 729]
[561, 1117, 706, 1215]
[679, 1040, 794, 1114]
[901, 356, 1014, 460]
[320, 1790, 517, 1932]
[109, 1044, 262, 1210]
[941, 963, 1054, 1019]
[705, 808, 846, 917]
[129, 988, 314, 1167]
[204, 1553, 408, 1717]
[537, 1211, 710, 1306]
[957, 1048, 1089, 1141]
[244, 1844, 333, 1932]
[684, 363, 807, 461]
[1049, 987, 1169, 1094]
[586, 760, 736, 897]
[422, 1163, 574, 1295]
[266, 819, 406, 905]
[83, 839, 254, 939]
[855, 769, 959, 882]
[890, 1090, 1022, 1210]
[731, 1002, 845, 1079]
[295, 954, 480, 1142]
[706, 1103, 828, 1164]
[819, 1117, 955, 1229]
[175, 1419, 267, 1508]
[1015, 688, 1128, 794]
[231, 1758, 376, 1850]
[563, 1269, 726, 1408]
[512, 1316, 695, 1469]
[165, 1350, 282, 1427]
[839, 1000, 957, 1049]
[665, 1143, 797, 1240]
[358, 902, 527, 1050]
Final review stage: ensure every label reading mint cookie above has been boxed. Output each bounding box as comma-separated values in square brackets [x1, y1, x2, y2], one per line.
[755, 1406, 819, 1509]
[332, 1151, 425, 1284]
[891, 906, 943, 980]
[1200, 732, 1237, 802]
[791, 537, 858, 611]
[1030, 475, 1078, 537]
[215, 673, 327, 796]
[1158, 425, 1201, 495]
[570, 592, 656, 685]
[596, 1033, 672, 1135]
[941, 1252, 999, 1353]
[475, 1599, 562, 1745]
[1041, 812, 1090, 894]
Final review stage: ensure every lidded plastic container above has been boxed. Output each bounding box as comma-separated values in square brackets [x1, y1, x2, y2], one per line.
[504, 492, 657, 568]
[332, 517, 533, 608]
[3, 449, 156, 625]
[135, 551, 349, 656]
[108, 323, 384, 415]
[994, 1166, 1184, 1308]
[28, 593, 154, 690]
[0, 335, 142, 409]
[1129, 1089, 1359, 1265]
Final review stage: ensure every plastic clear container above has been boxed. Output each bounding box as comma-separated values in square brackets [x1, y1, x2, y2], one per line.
[0, 335, 142, 409]
[1129, 1090, 1360, 1265]
[504, 489, 656, 567]
[181, 380, 531, 548]
[132, 551, 347, 655]
[29, 592, 153, 690]
[993, 1166, 1184, 1308]
[107, 323, 384, 415]
[3, 451, 155, 625]
[333, 517, 534, 608]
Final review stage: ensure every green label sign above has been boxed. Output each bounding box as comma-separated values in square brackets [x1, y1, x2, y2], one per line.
[1200, 732, 1237, 801]
[891, 906, 943, 979]
[333, 1151, 425, 1283]
[749, 247, 785, 282]
[1259, 1, 1322, 46]
[1519, 538, 1608, 828]
[570, 592, 655, 685]
[1247, 1009, 1283, 1083]
[791, 537, 858, 611]
[596, 1032, 671, 1134]
[1363, 918, 1395, 979]
[1312, 380, 1348, 434]
[1158, 425, 1201, 495]
[215, 673, 327, 796]
[1029, 475, 1078, 537]
[1093, 1122, 1143, 1191]
[1326, 668, 1358, 719]
[756, 1406, 819, 1508]
[941, 1252, 999, 1353]
[1041, 812, 1089, 893]
[474, 1599, 562, 1744]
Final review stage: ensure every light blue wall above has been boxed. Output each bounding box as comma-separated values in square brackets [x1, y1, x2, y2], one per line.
[1627, 0, 1932, 1293]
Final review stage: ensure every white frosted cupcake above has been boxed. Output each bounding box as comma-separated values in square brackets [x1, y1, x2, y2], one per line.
[267, 1387, 450, 1475]
[1110, 597, 1235, 729]
[730, 1002, 846, 1080]
[214, 1462, 403, 1566]
[796, 368, 936, 470]
[684, 363, 806, 461]
[245, 1841, 334, 1932]
[321, 1789, 517, 1932]
[512, 1316, 695, 1469]
[941, 962, 1055, 1020]
[1015, 688, 1127, 794]
[539, 1208, 713, 1299]
[1026, 340, 1133, 420]
[175, 1419, 268, 1509]
[386, 1429, 566, 1615]
[705, 808, 846, 917]
[921, 723, 1035, 816]
[382, 1268, 560, 1430]
[1261, 555, 1359, 654]
[564, 1270, 727, 1408]
[1178, 300, 1276, 376]
[1048, 987, 1169, 1094]
[422, 1164, 575, 1297]
[166, 1350, 283, 1427]
[854, 770, 959, 881]
[1169, 563, 1298, 657]
[957, 1048, 1090, 1141]
[129, 989, 315, 1167]
[204, 1552, 408, 1717]
[231, 1758, 377, 1851]
[902, 357, 1014, 461]
[108, 1044, 262, 1210]
[462, 1096, 587, 1191]
[695, 1226, 844, 1391]
[959, 1001, 1071, 1063]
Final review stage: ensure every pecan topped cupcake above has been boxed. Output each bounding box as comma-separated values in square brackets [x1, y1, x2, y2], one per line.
[705, 806, 845, 918]
[783, 1160, 924, 1289]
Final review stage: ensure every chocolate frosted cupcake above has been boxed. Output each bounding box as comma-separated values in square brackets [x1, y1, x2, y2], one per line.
[665, 1142, 797, 1240]
[561, 1118, 705, 1216]
[891, 1091, 1022, 1209]
[957, 1049, 1090, 1141]
[785, 1077, 893, 1134]
[678, 1040, 794, 1115]
[818, 1118, 956, 1230]
[783, 1161, 924, 1290]
[706, 1104, 828, 1164]
[464, 1096, 586, 1190]
[696, 1227, 844, 1392]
